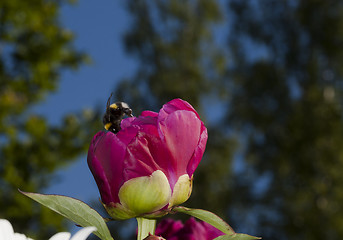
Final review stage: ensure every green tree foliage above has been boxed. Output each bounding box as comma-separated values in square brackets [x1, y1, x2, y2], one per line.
[115, 0, 343, 240]
[116, 0, 226, 111]
[227, 1, 343, 239]
[0, 0, 101, 238]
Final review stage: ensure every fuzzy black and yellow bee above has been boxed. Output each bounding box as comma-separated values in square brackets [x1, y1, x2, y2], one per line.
[103, 94, 133, 133]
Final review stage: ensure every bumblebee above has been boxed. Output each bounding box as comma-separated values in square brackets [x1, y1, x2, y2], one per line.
[103, 94, 133, 133]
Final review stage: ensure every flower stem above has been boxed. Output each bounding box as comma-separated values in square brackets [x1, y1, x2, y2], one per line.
[136, 217, 156, 240]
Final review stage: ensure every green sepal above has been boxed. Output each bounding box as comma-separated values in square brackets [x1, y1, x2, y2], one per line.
[213, 233, 261, 240]
[172, 206, 260, 239]
[20, 190, 113, 240]
[172, 206, 235, 235]
[118, 170, 171, 216]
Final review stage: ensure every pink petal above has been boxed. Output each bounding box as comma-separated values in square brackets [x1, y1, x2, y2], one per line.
[155, 219, 184, 238]
[87, 132, 114, 203]
[141, 110, 158, 117]
[88, 128, 138, 204]
[158, 110, 201, 183]
[187, 125, 208, 176]
[159, 99, 200, 123]
[123, 117, 171, 181]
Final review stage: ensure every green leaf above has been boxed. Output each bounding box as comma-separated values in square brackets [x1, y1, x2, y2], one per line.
[20, 190, 113, 240]
[213, 233, 261, 240]
[172, 206, 235, 235]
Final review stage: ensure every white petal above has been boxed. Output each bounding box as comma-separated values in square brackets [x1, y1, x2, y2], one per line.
[14, 233, 31, 240]
[0, 219, 15, 240]
[70, 227, 97, 240]
[49, 232, 71, 240]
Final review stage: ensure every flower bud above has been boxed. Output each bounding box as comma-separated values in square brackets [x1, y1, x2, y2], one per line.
[143, 233, 166, 240]
[87, 99, 207, 220]
[155, 218, 225, 240]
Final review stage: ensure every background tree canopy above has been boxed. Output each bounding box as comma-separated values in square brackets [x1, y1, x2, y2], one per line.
[227, 1, 343, 239]
[116, 1, 343, 240]
[0, 0, 101, 238]
[1, 0, 343, 240]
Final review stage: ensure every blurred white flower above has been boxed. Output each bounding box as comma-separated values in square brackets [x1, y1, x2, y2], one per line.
[0, 219, 96, 240]
[0, 219, 33, 240]
[49, 227, 97, 240]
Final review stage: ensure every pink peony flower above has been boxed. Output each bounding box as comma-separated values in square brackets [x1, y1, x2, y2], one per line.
[155, 218, 225, 240]
[87, 99, 207, 220]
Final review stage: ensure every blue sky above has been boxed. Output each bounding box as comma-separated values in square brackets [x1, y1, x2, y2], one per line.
[33, 0, 135, 227]
[35, 0, 136, 123]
